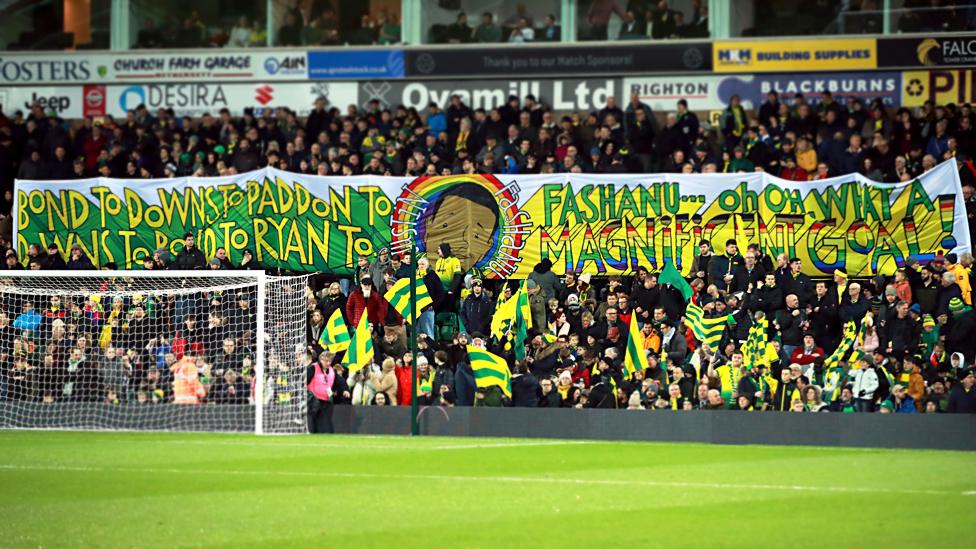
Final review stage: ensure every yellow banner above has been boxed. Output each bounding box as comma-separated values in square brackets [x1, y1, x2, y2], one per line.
[714, 39, 877, 73]
[902, 69, 976, 107]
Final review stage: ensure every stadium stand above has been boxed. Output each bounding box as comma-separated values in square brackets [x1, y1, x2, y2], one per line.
[0, 87, 974, 425]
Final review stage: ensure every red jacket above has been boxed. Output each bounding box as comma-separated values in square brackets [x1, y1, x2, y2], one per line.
[683, 326, 697, 354]
[395, 364, 412, 406]
[779, 167, 808, 181]
[345, 289, 388, 328]
[790, 346, 825, 366]
[571, 363, 591, 387]
[83, 135, 106, 171]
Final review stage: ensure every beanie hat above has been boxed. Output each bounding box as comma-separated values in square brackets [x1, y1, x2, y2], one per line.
[909, 303, 921, 314]
[879, 400, 895, 412]
[922, 314, 936, 329]
[949, 297, 966, 314]
[884, 286, 897, 297]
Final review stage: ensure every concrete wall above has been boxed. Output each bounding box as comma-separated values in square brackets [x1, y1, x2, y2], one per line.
[333, 406, 976, 451]
[2, 403, 973, 451]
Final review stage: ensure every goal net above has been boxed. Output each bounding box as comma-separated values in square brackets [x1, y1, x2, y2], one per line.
[0, 271, 309, 435]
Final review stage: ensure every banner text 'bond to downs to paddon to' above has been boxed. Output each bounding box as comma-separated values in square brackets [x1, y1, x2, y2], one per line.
[14, 162, 971, 278]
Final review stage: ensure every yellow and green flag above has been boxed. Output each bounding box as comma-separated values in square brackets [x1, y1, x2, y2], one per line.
[513, 283, 532, 361]
[342, 313, 374, 373]
[467, 345, 512, 398]
[384, 275, 432, 323]
[516, 284, 532, 330]
[824, 321, 859, 369]
[492, 283, 532, 361]
[623, 317, 646, 378]
[490, 291, 519, 340]
[319, 308, 351, 352]
[684, 304, 728, 349]
[742, 318, 778, 369]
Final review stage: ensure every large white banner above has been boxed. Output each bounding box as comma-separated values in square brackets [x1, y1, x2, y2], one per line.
[14, 162, 970, 277]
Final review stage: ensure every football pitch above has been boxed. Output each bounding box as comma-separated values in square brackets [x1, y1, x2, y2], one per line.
[0, 431, 973, 548]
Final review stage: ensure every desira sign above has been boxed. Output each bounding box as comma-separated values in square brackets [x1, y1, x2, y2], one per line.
[117, 84, 228, 112]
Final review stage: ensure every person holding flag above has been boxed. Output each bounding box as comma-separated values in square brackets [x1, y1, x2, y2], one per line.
[467, 343, 512, 405]
[383, 271, 434, 328]
[343, 311, 375, 377]
[417, 256, 444, 339]
[737, 361, 770, 409]
[622, 305, 647, 381]
[319, 308, 351, 354]
[709, 349, 745, 405]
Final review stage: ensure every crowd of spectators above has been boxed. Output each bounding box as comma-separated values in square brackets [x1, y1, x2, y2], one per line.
[432, 1, 708, 44]
[0, 267, 263, 406]
[7, 233, 971, 417]
[0, 89, 975, 422]
[6, 89, 976, 192]
[3, 230, 974, 420]
[275, 5, 401, 47]
[299, 238, 976, 418]
[133, 6, 401, 49]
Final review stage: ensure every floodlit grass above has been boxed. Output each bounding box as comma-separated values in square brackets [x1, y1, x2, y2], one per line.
[0, 430, 973, 548]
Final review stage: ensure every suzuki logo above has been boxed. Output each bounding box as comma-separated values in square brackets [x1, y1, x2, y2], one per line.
[255, 84, 273, 105]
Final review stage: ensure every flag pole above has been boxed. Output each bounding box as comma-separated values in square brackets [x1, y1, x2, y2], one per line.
[409, 240, 420, 436]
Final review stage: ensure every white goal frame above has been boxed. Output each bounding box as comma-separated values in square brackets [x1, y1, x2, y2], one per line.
[0, 270, 309, 435]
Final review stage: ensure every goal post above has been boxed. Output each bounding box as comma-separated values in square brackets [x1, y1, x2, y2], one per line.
[0, 270, 309, 435]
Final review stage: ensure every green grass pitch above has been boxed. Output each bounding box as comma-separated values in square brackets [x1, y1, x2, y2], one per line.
[1, 430, 973, 548]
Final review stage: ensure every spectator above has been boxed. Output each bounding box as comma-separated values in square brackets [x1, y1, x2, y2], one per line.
[65, 244, 94, 270]
[368, 357, 398, 405]
[474, 12, 501, 42]
[377, 14, 401, 45]
[444, 12, 473, 43]
[585, 0, 626, 40]
[947, 368, 976, 413]
[172, 233, 206, 270]
[619, 10, 646, 39]
[650, 0, 680, 39]
[508, 16, 535, 42]
[248, 19, 268, 46]
[227, 16, 251, 48]
[277, 12, 304, 46]
[460, 279, 492, 338]
[538, 14, 560, 41]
